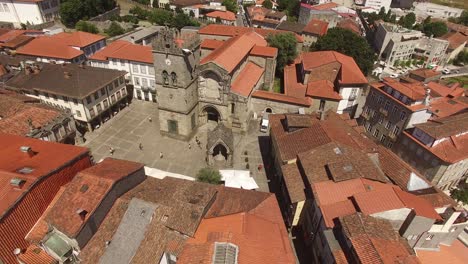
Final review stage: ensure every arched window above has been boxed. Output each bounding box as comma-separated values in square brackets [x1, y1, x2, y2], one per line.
[171, 72, 177, 85]
[162, 71, 169, 85]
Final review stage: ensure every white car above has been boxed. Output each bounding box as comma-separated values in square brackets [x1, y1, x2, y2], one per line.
[390, 73, 399, 78]
[442, 69, 451, 74]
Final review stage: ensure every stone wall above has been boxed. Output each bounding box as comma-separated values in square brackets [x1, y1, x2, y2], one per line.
[89, 7, 121, 22]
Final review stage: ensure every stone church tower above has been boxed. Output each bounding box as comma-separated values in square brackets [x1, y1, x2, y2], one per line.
[152, 28, 201, 140]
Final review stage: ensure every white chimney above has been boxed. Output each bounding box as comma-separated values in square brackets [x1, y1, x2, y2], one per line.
[423, 88, 431, 106]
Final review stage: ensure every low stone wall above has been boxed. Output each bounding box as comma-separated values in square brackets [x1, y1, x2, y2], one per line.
[89, 6, 121, 22]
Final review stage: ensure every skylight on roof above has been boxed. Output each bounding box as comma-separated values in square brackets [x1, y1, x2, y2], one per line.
[17, 167, 34, 174]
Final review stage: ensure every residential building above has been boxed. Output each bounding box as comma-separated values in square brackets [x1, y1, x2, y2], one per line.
[301, 18, 328, 46]
[20, 158, 295, 264]
[0, 29, 43, 49]
[394, 112, 468, 190]
[299, 2, 357, 27]
[391, 0, 414, 9]
[408, 68, 441, 83]
[247, 6, 287, 29]
[283, 51, 368, 118]
[205, 10, 236, 25]
[0, 90, 77, 143]
[414, 2, 464, 20]
[0, 0, 60, 27]
[89, 40, 156, 103]
[15, 31, 106, 64]
[117, 25, 162, 46]
[268, 111, 467, 263]
[0, 133, 91, 264]
[440, 31, 468, 63]
[374, 22, 423, 66]
[414, 37, 449, 68]
[6, 63, 128, 131]
[355, 0, 392, 14]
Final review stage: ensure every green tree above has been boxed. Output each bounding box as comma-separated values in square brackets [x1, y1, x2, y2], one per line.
[393, 59, 400, 67]
[105, 21, 125, 37]
[172, 13, 199, 29]
[451, 188, 468, 204]
[196, 168, 222, 184]
[389, 14, 396, 24]
[277, 0, 300, 19]
[266, 33, 298, 74]
[130, 6, 150, 20]
[222, 0, 238, 14]
[263, 0, 273, 9]
[310, 28, 376, 75]
[75, 21, 99, 33]
[60, 0, 84, 27]
[423, 21, 448, 37]
[398, 12, 416, 29]
[148, 8, 173, 25]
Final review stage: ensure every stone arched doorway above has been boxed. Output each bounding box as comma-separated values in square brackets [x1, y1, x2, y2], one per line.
[201, 106, 221, 124]
[212, 143, 228, 163]
[206, 124, 233, 167]
[265, 108, 273, 113]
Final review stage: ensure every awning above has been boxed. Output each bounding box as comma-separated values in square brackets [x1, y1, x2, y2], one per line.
[219, 170, 259, 190]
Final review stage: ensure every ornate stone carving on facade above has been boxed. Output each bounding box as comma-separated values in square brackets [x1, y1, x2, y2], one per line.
[206, 123, 234, 167]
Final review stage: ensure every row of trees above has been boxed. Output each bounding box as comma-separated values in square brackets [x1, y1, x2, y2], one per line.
[129, 6, 200, 29]
[448, 10, 468, 26]
[454, 50, 468, 66]
[60, 0, 116, 27]
[75, 21, 126, 37]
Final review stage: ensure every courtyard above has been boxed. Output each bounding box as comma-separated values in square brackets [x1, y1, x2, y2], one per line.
[79, 100, 271, 192]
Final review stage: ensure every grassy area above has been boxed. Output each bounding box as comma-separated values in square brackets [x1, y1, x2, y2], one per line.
[430, 0, 468, 10]
[273, 78, 283, 93]
[445, 75, 468, 89]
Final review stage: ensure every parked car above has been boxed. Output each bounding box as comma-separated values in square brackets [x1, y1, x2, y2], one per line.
[390, 73, 399, 78]
[260, 113, 269, 133]
[442, 69, 451, 74]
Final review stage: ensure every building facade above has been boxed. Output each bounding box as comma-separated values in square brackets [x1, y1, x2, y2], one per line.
[6, 63, 129, 131]
[0, 0, 59, 27]
[414, 37, 449, 68]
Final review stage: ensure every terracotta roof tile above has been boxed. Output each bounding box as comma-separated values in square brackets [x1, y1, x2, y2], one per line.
[301, 2, 339, 10]
[230, 62, 264, 97]
[394, 188, 442, 220]
[16, 37, 84, 60]
[321, 199, 357, 228]
[415, 112, 468, 139]
[281, 163, 306, 203]
[306, 79, 342, 100]
[416, 239, 468, 264]
[250, 45, 277, 57]
[52, 31, 105, 48]
[200, 39, 224, 50]
[410, 68, 441, 79]
[206, 10, 236, 21]
[429, 97, 468, 118]
[338, 18, 362, 35]
[18, 244, 56, 264]
[381, 77, 427, 101]
[353, 188, 406, 215]
[45, 158, 144, 237]
[89, 40, 153, 64]
[440, 31, 468, 50]
[252, 90, 312, 106]
[199, 24, 303, 43]
[427, 81, 465, 98]
[303, 19, 328, 36]
[1, 35, 34, 49]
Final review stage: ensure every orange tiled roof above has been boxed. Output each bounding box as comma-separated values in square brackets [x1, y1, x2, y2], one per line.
[353, 188, 405, 215]
[18, 244, 56, 264]
[16, 37, 84, 60]
[206, 10, 236, 21]
[429, 97, 468, 118]
[427, 81, 465, 98]
[303, 19, 328, 36]
[89, 40, 153, 64]
[440, 31, 468, 50]
[321, 199, 357, 228]
[416, 239, 468, 264]
[45, 158, 144, 237]
[0, 30, 27, 43]
[410, 68, 441, 79]
[52, 31, 105, 48]
[338, 18, 361, 35]
[0, 35, 34, 49]
[230, 62, 264, 97]
[178, 195, 296, 264]
[306, 79, 342, 100]
[252, 90, 312, 106]
[200, 31, 266, 73]
[200, 39, 224, 50]
[0, 134, 88, 218]
[250, 45, 277, 57]
[394, 188, 442, 220]
[302, 51, 368, 85]
[382, 77, 426, 101]
[199, 24, 304, 43]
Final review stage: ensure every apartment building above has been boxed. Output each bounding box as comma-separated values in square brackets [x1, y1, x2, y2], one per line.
[268, 111, 467, 263]
[0, 0, 59, 27]
[356, 0, 392, 14]
[374, 22, 423, 66]
[16, 31, 106, 64]
[414, 37, 449, 68]
[414, 2, 464, 20]
[0, 134, 91, 264]
[394, 112, 468, 190]
[89, 40, 156, 103]
[6, 63, 128, 131]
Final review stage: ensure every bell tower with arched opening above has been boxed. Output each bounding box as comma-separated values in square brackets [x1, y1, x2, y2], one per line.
[152, 27, 201, 139]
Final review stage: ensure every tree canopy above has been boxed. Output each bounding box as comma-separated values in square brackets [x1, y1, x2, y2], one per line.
[60, 0, 116, 27]
[196, 168, 222, 184]
[266, 33, 298, 74]
[105, 21, 125, 37]
[262, 0, 273, 9]
[75, 21, 99, 34]
[451, 188, 468, 204]
[423, 21, 448, 37]
[277, 0, 300, 20]
[398, 12, 416, 29]
[222, 0, 238, 14]
[448, 10, 468, 26]
[310, 27, 376, 75]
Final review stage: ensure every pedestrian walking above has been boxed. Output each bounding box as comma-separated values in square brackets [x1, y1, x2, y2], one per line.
[139, 143, 143, 150]
[109, 147, 114, 156]
[148, 117, 152, 122]
[189, 143, 191, 150]
[160, 152, 164, 159]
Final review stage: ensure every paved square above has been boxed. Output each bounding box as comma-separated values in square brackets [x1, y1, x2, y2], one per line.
[79, 101, 270, 192]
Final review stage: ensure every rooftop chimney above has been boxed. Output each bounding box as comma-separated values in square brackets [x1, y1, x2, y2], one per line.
[76, 208, 88, 221]
[130, 36, 135, 44]
[423, 88, 431, 106]
[20, 146, 35, 157]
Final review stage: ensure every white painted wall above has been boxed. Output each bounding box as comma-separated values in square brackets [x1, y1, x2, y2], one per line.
[0, 0, 59, 26]
[406, 109, 431, 129]
[337, 86, 362, 114]
[414, 2, 463, 20]
[363, 0, 392, 13]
